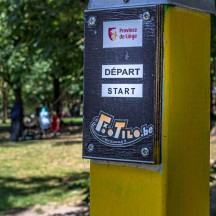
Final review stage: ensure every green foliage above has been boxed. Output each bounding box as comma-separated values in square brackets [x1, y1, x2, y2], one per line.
[0, 0, 86, 112]
[211, 0, 216, 52]
[1, 0, 215, 114]
[211, 2, 216, 58]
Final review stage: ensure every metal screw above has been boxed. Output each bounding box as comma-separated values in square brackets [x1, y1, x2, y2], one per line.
[141, 148, 149, 157]
[123, 0, 129, 3]
[87, 143, 94, 152]
[88, 16, 97, 26]
[143, 12, 151, 21]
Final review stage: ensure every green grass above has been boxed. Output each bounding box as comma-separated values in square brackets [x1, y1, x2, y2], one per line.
[0, 133, 89, 213]
[1, 132, 213, 214]
[61, 117, 83, 125]
[210, 138, 216, 216]
[0, 119, 11, 128]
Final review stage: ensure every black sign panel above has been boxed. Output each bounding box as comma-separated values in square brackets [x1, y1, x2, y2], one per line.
[83, 6, 162, 164]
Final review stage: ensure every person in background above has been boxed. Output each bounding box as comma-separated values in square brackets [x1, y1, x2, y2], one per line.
[10, 100, 23, 141]
[39, 106, 50, 137]
[50, 111, 60, 137]
[71, 99, 80, 117]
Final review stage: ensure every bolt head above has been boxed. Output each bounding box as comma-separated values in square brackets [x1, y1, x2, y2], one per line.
[87, 143, 94, 152]
[88, 16, 97, 26]
[143, 12, 151, 21]
[123, 0, 129, 3]
[141, 148, 149, 157]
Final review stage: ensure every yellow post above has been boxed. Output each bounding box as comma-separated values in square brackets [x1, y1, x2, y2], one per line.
[90, 6, 211, 216]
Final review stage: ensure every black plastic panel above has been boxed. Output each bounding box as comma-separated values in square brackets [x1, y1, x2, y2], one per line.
[83, 6, 161, 164]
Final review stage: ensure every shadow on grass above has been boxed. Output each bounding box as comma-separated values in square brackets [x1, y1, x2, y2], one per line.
[0, 140, 39, 147]
[0, 126, 10, 132]
[0, 126, 83, 147]
[53, 141, 82, 147]
[66, 126, 82, 135]
[0, 139, 83, 148]
[0, 172, 89, 215]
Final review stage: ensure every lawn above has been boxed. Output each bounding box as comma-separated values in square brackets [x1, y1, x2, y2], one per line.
[0, 131, 89, 214]
[0, 127, 215, 215]
[210, 137, 216, 216]
[61, 117, 83, 125]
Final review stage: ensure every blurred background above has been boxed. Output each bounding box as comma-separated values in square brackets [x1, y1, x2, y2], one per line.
[0, 0, 86, 119]
[0, 0, 215, 215]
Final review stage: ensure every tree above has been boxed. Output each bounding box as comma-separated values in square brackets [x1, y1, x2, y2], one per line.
[0, 0, 86, 118]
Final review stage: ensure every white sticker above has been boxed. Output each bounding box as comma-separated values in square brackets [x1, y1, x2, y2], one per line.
[103, 19, 143, 48]
[102, 84, 143, 98]
[102, 64, 143, 79]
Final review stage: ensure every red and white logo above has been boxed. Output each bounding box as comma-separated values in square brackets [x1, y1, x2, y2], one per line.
[108, 27, 118, 41]
[103, 20, 142, 48]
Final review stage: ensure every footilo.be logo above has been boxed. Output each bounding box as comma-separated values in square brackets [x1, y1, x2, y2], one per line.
[108, 28, 117, 41]
[90, 111, 154, 147]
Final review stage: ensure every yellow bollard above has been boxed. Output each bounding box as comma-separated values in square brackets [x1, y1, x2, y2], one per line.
[84, 2, 215, 215]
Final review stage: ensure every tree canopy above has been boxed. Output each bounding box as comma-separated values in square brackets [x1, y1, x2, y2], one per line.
[0, 0, 87, 115]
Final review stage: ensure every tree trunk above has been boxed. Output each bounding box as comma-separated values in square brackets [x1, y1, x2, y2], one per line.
[2, 84, 8, 124]
[12, 87, 24, 138]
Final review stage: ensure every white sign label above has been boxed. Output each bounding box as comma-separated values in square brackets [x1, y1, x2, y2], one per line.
[103, 19, 143, 48]
[102, 84, 143, 98]
[102, 64, 143, 79]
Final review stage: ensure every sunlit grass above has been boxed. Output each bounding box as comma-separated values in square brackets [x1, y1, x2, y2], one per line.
[61, 117, 83, 125]
[210, 137, 216, 216]
[0, 133, 89, 213]
[0, 119, 11, 127]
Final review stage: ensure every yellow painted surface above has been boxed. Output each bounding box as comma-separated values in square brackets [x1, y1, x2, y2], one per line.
[91, 7, 210, 216]
[163, 7, 210, 216]
[90, 163, 164, 216]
